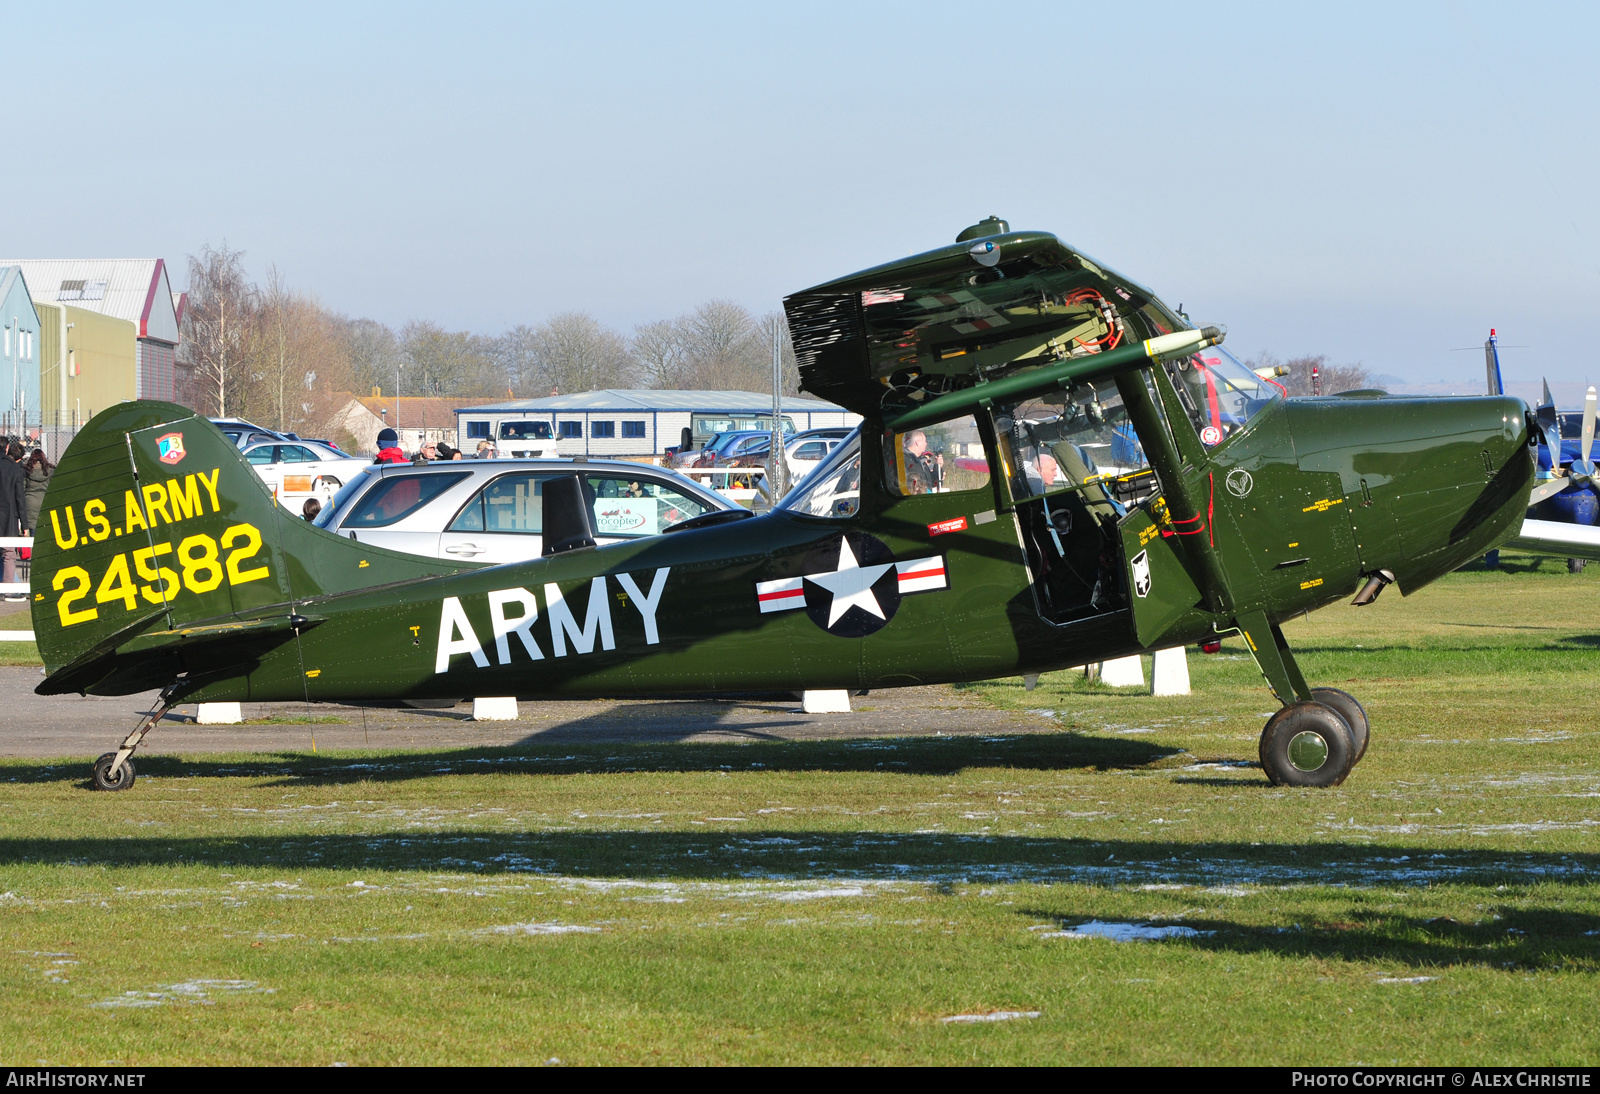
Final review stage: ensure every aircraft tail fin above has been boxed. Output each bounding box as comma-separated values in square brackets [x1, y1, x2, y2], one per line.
[31, 403, 467, 694]
[1485, 329, 1505, 396]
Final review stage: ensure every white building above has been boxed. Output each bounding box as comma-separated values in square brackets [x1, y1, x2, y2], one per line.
[456, 390, 860, 459]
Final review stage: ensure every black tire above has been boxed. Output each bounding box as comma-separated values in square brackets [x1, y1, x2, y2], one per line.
[1258, 702, 1356, 788]
[1310, 687, 1369, 764]
[91, 752, 136, 792]
[1570, 558, 1586, 574]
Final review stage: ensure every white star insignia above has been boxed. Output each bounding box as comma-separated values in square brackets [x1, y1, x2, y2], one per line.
[804, 538, 896, 627]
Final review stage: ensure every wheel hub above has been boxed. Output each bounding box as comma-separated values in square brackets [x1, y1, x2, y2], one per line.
[1286, 730, 1329, 772]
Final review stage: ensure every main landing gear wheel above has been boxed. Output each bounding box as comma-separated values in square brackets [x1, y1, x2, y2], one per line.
[1258, 702, 1355, 788]
[1310, 687, 1369, 763]
[91, 752, 136, 792]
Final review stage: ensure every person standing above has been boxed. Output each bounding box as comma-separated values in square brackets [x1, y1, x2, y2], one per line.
[0, 444, 25, 601]
[22, 449, 51, 538]
[373, 427, 408, 465]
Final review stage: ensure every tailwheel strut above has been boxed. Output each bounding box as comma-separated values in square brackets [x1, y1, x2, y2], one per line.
[90, 684, 182, 792]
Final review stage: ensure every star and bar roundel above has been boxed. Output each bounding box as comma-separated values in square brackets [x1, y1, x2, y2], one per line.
[754, 533, 949, 638]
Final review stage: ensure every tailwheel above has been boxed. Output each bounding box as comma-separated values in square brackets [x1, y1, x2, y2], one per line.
[1258, 702, 1356, 788]
[1310, 687, 1369, 764]
[91, 752, 136, 792]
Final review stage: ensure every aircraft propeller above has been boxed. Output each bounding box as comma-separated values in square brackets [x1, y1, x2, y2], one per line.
[1528, 382, 1600, 504]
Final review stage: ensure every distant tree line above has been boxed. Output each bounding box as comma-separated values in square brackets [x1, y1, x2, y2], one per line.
[1246, 352, 1370, 397]
[178, 244, 800, 445]
[177, 244, 1366, 447]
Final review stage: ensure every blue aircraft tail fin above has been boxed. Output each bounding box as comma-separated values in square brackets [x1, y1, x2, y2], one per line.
[1485, 329, 1505, 396]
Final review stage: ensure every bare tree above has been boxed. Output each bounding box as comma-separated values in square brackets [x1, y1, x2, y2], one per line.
[343, 318, 402, 397]
[400, 321, 499, 397]
[677, 300, 765, 389]
[530, 312, 633, 395]
[491, 325, 542, 396]
[1249, 352, 1371, 398]
[180, 243, 257, 416]
[632, 318, 691, 389]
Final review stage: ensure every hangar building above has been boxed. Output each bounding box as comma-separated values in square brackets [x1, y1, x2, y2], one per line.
[0, 259, 183, 409]
[455, 390, 860, 459]
[0, 267, 41, 436]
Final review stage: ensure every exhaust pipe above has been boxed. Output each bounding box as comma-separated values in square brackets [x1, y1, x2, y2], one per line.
[1351, 570, 1395, 607]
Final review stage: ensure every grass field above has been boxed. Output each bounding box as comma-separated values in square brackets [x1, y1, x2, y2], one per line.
[2, 552, 1598, 1065]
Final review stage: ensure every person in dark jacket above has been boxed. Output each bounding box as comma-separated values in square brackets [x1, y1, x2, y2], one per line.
[0, 445, 25, 600]
[23, 450, 52, 534]
[373, 427, 408, 465]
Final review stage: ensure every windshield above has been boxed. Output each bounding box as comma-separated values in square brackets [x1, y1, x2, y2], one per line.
[1164, 345, 1281, 447]
[499, 421, 553, 440]
[314, 468, 378, 528]
[992, 383, 1148, 505]
[778, 427, 862, 518]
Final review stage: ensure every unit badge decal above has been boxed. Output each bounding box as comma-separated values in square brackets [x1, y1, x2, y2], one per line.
[1131, 549, 1152, 598]
[1225, 468, 1253, 498]
[155, 433, 186, 465]
[754, 532, 948, 638]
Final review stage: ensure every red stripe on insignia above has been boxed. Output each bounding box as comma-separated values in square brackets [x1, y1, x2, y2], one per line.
[758, 588, 805, 602]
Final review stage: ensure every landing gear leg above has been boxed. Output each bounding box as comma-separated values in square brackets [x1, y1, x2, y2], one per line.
[1234, 611, 1362, 787]
[90, 684, 181, 792]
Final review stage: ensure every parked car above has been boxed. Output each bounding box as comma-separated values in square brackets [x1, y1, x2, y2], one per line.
[241, 440, 366, 510]
[692, 430, 779, 468]
[313, 458, 733, 563]
[211, 418, 286, 450]
[784, 433, 846, 481]
[495, 420, 561, 459]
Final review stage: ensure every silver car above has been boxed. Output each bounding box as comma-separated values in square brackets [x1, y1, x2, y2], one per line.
[312, 458, 732, 563]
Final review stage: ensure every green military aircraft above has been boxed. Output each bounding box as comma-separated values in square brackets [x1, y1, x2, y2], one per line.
[31, 218, 1536, 792]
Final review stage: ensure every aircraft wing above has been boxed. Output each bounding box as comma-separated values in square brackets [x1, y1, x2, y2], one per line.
[1505, 517, 1600, 561]
[783, 230, 1188, 417]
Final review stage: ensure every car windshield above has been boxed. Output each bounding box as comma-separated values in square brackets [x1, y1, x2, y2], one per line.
[1163, 345, 1281, 448]
[314, 469, 378, 528]
[499, 421, 553, 440]
[778, 427, 862, 518]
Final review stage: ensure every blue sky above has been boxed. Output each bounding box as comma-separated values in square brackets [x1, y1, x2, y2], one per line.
[9, 1, 1599, 386]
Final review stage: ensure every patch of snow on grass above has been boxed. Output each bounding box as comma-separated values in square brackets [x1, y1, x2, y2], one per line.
[942, 1010, 1041, 1023]
[771, 886, 868, 902]
[478, 923, 602, 936]
[91, 979, 270, 1008]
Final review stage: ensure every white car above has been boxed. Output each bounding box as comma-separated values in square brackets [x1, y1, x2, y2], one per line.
[784, 428, 857, 479]
[314, 458, 732, 563]
[241, 440, 366, 511]
[495, 420, 561, 459]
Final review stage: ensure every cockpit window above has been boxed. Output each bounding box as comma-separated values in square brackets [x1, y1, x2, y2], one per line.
[778, 428, 862, 518]
[1164, 345, 1281, 447]
[992, 384, 1148, 506]
[883, 415, 989, 496]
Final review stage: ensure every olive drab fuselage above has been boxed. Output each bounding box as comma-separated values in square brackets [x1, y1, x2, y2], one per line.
[30, 226, 1535, 728]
